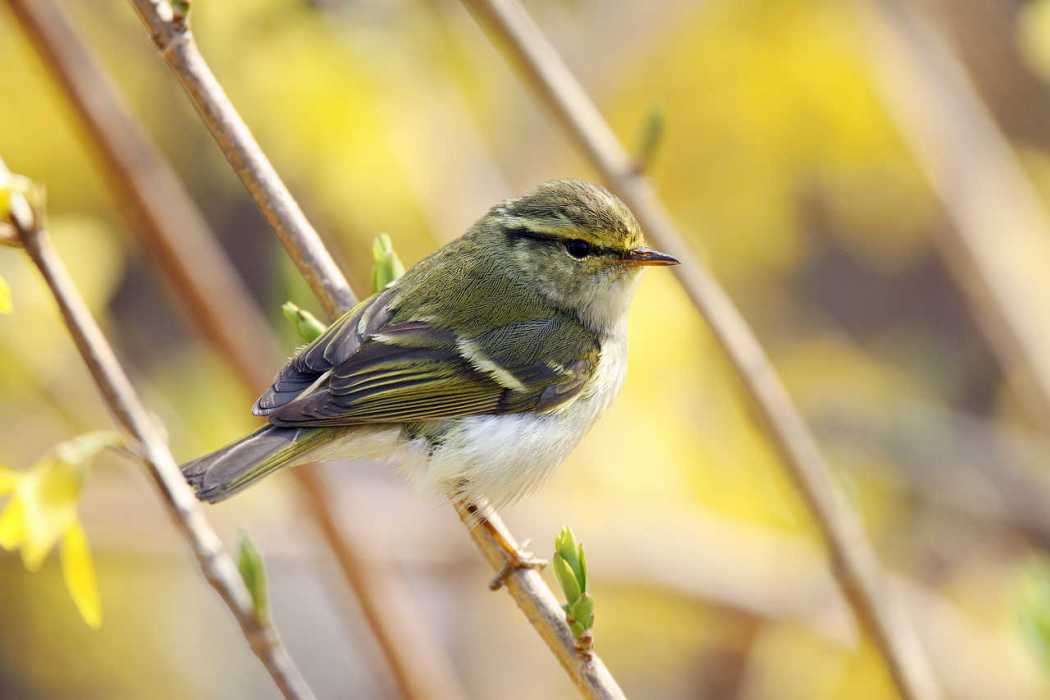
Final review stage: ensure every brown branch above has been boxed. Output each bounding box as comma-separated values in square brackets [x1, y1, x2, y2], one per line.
[8, 202, 315, 700]
[4, 0, 278, 389]
[847, 0, 1050, 429]
[124, 2, 626, 698]
[457, 1, 941, 699]
[128, 0, 353, 318]
[6, 1, 465, 698]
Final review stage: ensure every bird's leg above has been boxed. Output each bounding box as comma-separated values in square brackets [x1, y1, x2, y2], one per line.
[487, 532, 547, 591]
[452, 484, 547, 590]
[476, 508, 547, 591]
[455, 497, 546, 591]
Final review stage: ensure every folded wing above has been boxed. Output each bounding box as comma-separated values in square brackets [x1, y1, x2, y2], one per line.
[260, 309, 598, 428]
[252, 287, 396, 416]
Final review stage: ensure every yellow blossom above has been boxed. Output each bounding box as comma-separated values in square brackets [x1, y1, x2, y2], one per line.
[0, 431, 122, 629]
[0, 274, 10, 314]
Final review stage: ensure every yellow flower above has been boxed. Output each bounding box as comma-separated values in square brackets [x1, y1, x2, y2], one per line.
[0, 274, 11, 315]
[0, 431, 122, 629]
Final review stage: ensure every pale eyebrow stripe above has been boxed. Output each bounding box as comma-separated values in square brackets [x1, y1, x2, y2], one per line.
[502, 224, 624, 258]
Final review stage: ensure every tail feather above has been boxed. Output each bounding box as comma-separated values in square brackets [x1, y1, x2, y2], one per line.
[181, 425, 331, 503]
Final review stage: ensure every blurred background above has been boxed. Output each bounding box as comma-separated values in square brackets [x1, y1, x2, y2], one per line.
[4, 0, 1050, 697]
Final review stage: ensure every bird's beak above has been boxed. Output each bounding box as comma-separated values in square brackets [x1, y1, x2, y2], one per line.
[623, 247, 680, 267]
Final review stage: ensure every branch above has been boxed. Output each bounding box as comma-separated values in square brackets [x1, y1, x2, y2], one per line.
[5, 0, 278, 390]
[8, 201, 315, 700]
[457, 1, 940, 699]
[124, 1, 625, 697]
[7, 1, 464, 698]
[128, 0, 353, 317]
[847, 0, 1050, 429]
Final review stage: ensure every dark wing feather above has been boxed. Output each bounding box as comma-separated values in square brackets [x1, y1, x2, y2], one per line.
[266, 316, 599, 428]
[252, 288, 396, 415]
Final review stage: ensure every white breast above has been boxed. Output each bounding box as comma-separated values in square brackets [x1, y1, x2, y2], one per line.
[411, 328, 629, 507]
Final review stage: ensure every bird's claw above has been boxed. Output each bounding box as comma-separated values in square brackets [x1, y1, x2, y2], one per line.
[489, 541, 547, 591]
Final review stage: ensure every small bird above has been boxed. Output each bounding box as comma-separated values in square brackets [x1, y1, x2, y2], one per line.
[181, 180, 678, 510]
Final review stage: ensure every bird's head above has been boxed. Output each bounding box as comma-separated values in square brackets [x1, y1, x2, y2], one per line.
[478, 179, 678, 332]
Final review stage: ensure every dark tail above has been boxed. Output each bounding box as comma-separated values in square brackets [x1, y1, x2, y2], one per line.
[181, 425, 330, 503]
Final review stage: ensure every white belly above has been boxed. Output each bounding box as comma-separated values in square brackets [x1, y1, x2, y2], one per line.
[410, 331, 628, 507]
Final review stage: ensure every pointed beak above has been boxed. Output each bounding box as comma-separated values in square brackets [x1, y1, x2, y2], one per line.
[623, 247, 680, 267]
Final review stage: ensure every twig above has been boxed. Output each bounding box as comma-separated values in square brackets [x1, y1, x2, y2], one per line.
[9, 1, 464, 698]
[8, 204, 315, 700]
[847, 0, 1050, 429]
[5, 0, 278, 390]
[457, 1, 940, 699]
[124, 1, 625, 698]
[814, 399, 1050, 550]
[128, 0, 352, 318]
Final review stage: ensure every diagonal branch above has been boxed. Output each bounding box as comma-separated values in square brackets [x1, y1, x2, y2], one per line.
[3, 0, 278, 390]
[124, 1, 625, 697]
[129, 0, 353, 317]
[457, 1, 941, 699]
[7, 197, 315, 700]
[847, 0, 1050, 428]
[3, 3, 464, 698]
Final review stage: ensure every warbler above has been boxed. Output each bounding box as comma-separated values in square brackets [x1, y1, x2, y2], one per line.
[181, 180, 678, 508]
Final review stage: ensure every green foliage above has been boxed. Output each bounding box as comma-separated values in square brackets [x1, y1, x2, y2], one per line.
[371, 233, 405, 292]
[154, 1, 190, 24]
[281, 301, 326, 343]
[281, 233, 403, 343]
[172, 0, 191, 21]
[553, 527, 594, 639]
[1020, 558, 1050, 670]
[237, 532, 269, 624]
[633, 106, 665, 173]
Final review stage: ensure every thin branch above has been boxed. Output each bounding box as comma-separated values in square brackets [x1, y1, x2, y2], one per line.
[457, 1, 940, 699]
[124, 2, 625, 697]
[128, 0, 353, 318]
[815, 399, 1050, 551]
[847, 0, 1050, 429]
[6, 1, 464, 697]
[4, 0, 278, 389]
[8, 207, 315, 700]
[293, 471, 469, 700]
[460, 502, 625, 699]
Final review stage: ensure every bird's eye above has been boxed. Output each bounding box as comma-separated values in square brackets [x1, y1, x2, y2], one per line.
[564, 239, 592, 259]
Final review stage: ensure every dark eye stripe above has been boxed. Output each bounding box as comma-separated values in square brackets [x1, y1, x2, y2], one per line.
[504, 226, 618, 259]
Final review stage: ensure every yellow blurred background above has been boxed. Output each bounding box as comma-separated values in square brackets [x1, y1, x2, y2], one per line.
[4, 0, 1050, 697]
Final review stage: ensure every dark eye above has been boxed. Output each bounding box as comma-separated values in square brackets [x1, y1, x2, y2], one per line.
[564, 239, 592, 259]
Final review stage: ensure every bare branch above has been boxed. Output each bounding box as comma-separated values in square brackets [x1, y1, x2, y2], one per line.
[848, 0, 1050, 429]
[6, 0, 278, 389]
[10, 209, 315, 700]
[457, 1, 940, 699]
[8, 1, 464, 698]
[459, 501, 625, 699]
[128, 0, 354, 317]
[123, 1, 625, 697]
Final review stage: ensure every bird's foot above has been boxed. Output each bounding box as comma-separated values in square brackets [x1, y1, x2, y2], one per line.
[489, 539, 547, 591]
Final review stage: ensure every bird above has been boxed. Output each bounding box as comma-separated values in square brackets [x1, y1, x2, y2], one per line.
[181, 179, 678, 514]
